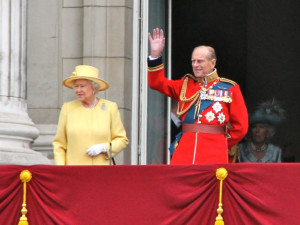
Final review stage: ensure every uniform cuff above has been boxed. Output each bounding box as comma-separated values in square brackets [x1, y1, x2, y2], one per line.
[147, 56, 163, 67]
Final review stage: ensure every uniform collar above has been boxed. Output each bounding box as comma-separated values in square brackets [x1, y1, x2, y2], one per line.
[197, 68, 219, 84]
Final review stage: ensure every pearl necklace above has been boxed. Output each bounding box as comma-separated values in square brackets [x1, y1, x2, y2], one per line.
[82, 98, 98, 109]
[250, 142, 267, 152]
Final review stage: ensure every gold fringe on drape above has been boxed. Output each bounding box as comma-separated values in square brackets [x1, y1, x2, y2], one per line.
[18, 170, 32, 225]
[215, 168, 228, 225]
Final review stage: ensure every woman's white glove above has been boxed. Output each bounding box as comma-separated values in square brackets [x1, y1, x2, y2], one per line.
[86, 143, 107, 157]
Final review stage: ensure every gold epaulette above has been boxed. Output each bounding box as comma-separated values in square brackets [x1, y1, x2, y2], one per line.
[183, 73, 199, 81]
[148, 64, 164, 72]
[220, 77, 237, 85]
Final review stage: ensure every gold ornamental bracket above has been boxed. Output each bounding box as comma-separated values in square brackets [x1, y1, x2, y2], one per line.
[18, 170, 32, 225]
[215, 168, 228, 225]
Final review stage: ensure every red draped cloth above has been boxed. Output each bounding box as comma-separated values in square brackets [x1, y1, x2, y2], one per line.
[0, 164, 299, 225]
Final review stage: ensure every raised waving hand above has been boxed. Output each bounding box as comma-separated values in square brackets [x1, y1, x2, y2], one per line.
[148, 28, 165, 58]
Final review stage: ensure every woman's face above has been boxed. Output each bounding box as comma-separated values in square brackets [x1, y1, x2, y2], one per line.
[251, 123, 268, 144]
[73, 79, 95, 103]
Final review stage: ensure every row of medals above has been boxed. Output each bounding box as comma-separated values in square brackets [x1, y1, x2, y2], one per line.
[194, 85, 232, 119]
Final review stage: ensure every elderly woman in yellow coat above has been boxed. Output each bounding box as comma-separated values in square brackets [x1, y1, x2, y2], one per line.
[53, 65, 129, 165]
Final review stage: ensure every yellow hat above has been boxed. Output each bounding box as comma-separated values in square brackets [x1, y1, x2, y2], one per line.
[63, 65, 109, 91]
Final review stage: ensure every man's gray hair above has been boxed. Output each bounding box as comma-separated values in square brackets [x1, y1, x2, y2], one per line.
[192, 45, 217, 61]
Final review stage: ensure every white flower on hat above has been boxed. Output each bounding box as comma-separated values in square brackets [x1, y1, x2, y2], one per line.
[205, 111, 215, 122]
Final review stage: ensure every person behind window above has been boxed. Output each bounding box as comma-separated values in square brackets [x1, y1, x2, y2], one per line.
[53, 65, 129, 165]
[238, 99, 285, 163]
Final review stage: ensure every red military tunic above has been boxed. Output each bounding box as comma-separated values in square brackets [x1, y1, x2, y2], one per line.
[148, 57, 248, 164]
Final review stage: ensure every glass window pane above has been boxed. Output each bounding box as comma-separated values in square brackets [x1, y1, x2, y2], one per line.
[147, 0, 168, 164]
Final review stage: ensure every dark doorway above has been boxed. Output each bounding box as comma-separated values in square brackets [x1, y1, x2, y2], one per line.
[172, 0, 300, 161]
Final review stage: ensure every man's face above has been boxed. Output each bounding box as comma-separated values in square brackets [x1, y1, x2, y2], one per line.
[191, 48, 216, 78]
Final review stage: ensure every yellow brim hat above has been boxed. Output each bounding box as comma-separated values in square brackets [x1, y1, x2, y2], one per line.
[62, 65, 109, 91]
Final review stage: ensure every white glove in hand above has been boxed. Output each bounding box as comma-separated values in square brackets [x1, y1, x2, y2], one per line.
[86, 143, 107, 157]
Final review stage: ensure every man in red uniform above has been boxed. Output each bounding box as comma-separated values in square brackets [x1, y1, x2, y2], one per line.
[148, 28, 248, 164]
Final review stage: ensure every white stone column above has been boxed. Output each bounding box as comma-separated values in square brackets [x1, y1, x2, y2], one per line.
[0, 0, 50, 164]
